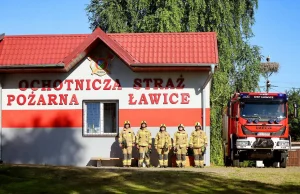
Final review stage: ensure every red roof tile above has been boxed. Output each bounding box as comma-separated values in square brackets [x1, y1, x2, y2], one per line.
[0, 28, 218, 71]
[0, 34, 88, 66]
[109, 32, 218, 64]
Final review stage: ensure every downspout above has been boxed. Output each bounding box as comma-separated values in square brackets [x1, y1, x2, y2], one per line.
[0, 75, 2, 163]
[201, 64, 216, 167]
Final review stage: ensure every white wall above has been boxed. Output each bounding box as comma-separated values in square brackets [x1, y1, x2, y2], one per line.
[2, 126, 211, 167]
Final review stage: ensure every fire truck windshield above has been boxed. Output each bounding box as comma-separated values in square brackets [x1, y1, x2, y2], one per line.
[240, 101, 286, 119]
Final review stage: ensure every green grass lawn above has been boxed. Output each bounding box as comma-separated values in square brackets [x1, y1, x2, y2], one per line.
[1, 164, 300, 194]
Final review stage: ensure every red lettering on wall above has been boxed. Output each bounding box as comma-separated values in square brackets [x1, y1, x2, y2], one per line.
[17, 94, 26, 105]
[48, 94, 58, 105]
[181, 93, 190, 104]
[37, 95, 46, 105]
[138, 94, 149, 105]
[64, 80, 73, 91]
[92, 79, 101, 90]
[28, 92, 36, 105]
[169, 93, 178, 104]
[75, 79, 84, 90]
[86, 79, 91, 90]
[128, 92, 191, 105]
[7, 95, 15, 105]
[59, 94, 68, 105]
[154, 78, 164, 90]
[128, 94, 137, 105]
[41, 80, 52, 91]
[165, 78, 175, 89]
[69, 94, 79, 105]
[30, 80, 40, 91]
[53, 80, 63, 91]
[112, 79, 122, 90]
[143, 78, 152, 90]
[176, 76, 185, 89]
[103, 79, 112, 90]
[19, 80, 28, 91]
[133, 78, 142, 90]
[133, 78, 185, 90]
[163, 93, 168, 104]
[148, 93, 161, 104]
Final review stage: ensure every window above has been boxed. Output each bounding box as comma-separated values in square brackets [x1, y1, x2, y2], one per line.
[83, 101, 118, 136]
[240, 101, 286, 119]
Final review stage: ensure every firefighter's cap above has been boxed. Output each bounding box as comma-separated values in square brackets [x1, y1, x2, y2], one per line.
[124, 121, 130, 125]
[141, 120, 147, 124]
[160, 124, 166, 128]
[178, 124, 184, 128]
[195, 122, 202, 127]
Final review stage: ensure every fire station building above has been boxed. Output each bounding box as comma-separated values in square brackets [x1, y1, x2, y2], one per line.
[0, 28, 218, 167]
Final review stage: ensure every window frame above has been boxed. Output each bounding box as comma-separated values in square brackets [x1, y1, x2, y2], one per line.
[82, 100, 119, 137]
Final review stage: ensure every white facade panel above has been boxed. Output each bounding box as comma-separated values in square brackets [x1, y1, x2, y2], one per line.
[2, 57, 210, 110]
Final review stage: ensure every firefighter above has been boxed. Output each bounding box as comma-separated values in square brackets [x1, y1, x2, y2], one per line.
[118, 121, 135, 167]
[189, 122, 208, 168]
[155, 124, 172, 168]
[136, 121, 152, 167]
[173, 124, 188, 168]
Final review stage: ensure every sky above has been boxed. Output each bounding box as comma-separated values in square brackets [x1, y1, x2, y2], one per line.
[0, 0, 299, 93]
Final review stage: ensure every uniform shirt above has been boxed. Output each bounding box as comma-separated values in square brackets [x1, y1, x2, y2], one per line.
[189, 130, 208, 148]
[173, 130, 188, 147]
[118, 128, 135, 146]
[136, 128, 152, 146]
[155, 131, 172, 148]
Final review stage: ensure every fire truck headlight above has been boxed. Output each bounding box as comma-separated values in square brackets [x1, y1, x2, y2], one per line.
[268, 119, 273, 124]
[236, 141, 250, 147]
[277, 141, 289, 147]
[253, 119, 259, 124]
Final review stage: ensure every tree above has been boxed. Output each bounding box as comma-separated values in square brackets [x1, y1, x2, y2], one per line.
[286, 89, 300, 141]
[86, 0, 261, 165]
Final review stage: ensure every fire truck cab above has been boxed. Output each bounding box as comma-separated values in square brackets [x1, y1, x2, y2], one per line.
[222, 92, 298, 168]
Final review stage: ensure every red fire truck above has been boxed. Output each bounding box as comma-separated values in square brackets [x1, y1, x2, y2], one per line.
[222, 92, 298, 168]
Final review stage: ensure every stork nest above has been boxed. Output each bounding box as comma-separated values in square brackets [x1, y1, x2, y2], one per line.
[260, 62, 280, 73]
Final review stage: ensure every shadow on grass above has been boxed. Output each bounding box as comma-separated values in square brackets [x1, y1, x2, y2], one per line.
[0, 165, 300, 194]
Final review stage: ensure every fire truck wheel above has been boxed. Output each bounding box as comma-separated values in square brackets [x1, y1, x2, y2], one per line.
[223, 143, 231, 167]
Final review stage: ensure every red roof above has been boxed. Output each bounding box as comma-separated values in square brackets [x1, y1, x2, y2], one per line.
[0, 27, 218, 72]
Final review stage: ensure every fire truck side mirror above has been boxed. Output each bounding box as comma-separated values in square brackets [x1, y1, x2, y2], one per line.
[235, 115, 239, 121]
[293, 103, 298, 118]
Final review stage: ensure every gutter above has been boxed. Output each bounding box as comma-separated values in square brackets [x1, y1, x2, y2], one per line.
[201, 64, 216, 167]
[0, 64, 65, 69]
[0, 75, 2, 163]
[131, 63, 216, 67]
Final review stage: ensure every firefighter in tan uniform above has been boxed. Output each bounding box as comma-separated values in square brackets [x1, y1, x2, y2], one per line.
[155, 124, 172, 168]
[119, 121, 135, 167]
[136, 121, 152, 167]
[173, 124, 188, 168]
[189, 122, 208, 168]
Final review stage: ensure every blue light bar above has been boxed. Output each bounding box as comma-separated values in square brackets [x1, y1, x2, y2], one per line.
[240, 93, 287, 100]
